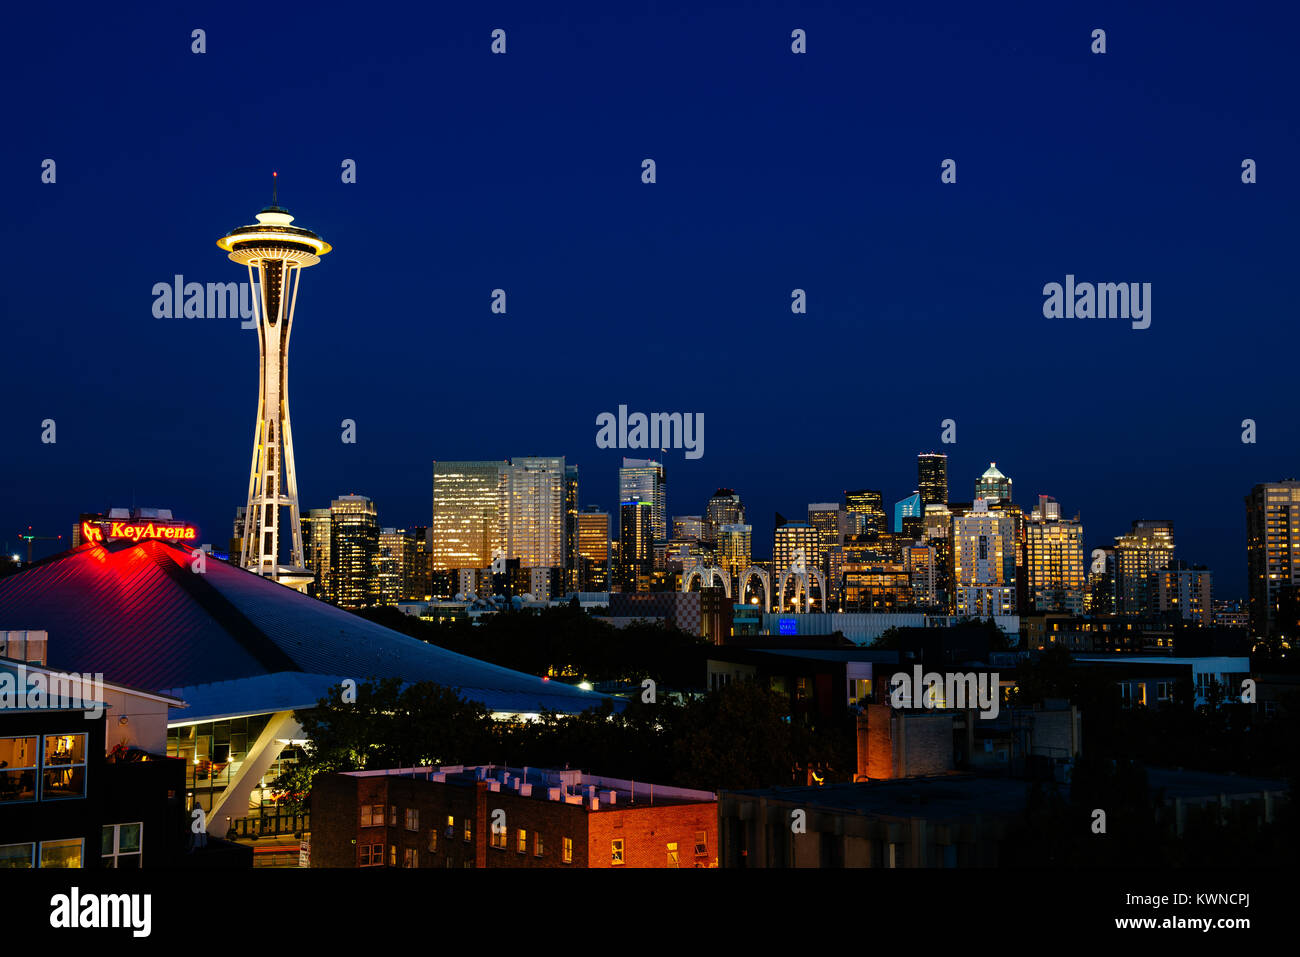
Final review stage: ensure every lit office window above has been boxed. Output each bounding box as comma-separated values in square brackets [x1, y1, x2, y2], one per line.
[0, 737, 38, 803]
[42, 734, 87, 800]
[39, 839, 82, 868]
[0, 843, 34, 868]
[101, 823, 142, 869]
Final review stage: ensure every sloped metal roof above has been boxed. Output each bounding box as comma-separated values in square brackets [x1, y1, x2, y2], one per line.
[0, 541, 609, 718]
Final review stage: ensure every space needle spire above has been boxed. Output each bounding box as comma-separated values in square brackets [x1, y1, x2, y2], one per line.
[217, 180, 331, 591]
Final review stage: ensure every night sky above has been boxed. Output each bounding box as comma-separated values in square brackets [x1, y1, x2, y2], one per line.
[2, 1, 1297, 597]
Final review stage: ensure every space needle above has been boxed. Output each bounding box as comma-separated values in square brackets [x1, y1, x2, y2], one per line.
[217, 174, 331, 591]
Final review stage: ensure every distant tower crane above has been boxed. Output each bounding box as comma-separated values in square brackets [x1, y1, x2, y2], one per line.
[18, 527, 62, 564]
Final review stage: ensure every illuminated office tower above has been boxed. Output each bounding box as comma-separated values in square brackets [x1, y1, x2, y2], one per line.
[903, 543, 939, 607]
[894, 492, 922, 533]
[917, 453, 948, 507]
[377, 528, 421, 606]
[844, 489, 886, 537]
[577, 507, 610, 591]
[300, 508, 333, 601]
[1153, 561, 1213, 626]
[951, 499, 1017, 616]
[619, 500, 654, 591]
[773, 519, 820, 575]
[975, 463, 1013, 504]
[564, 465, 580, 591]
[431, 461, 507, 571]
[1114, 520, 1176, 615]
[808, 503, 843, 569]
[330, 495, 379, 608]
[704, 488, 745, 540]
[1025, 495, 1085, 613]
[717, 523, 752, 581]
[619, 458, 667, 543]
[502, 457, 567, 569]
[1246, 481, 1300, 638]
[673, 516, 706, 541]
[218, 193, 331, 591]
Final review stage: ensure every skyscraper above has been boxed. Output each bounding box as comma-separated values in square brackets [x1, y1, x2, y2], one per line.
[1025, 495, 1085, 613]
[844, 489, 886, 537]
[330, 495, 379, 608]
[576, 507, 610, 591]
[377, 528, 421, 606]
[564, 464, 580, 591]
[717, 524, 752, 581]
[975, 462, 1013, 504]
[1153, 562, 1213, 626]
[951, 498, 1017, 616]
[431, 461, 506, 571]
[502, 457, 567, 569]
[1114, 520, 1176, 615]
[704, 488, 744, 540]
[1245, 481, 1300, 638]
[917, 453, 948, 508]
[300, 507, 333, 601]
[894, 492, 922, 533]
[619, 500, 654, 592]
[619, 458, 667, 543]
[218, 197, 331, 591]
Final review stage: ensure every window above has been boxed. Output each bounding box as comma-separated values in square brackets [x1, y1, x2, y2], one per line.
[359, 843, 383, 866]
[0, 737, 38, 803]
[428, 829, 438, 852]
[101, 823, 142, 869]
[445, 814, 456, 838]
[39, 839, 82, 868]
[463, 818, 472, 842]
[405, 808, 419, 831]
[562, 836, 573, 864]
[490, 825, 506, 849]
[666, 842, 679, 868]
[403, 847, 418, 868]
[517, 828, 527, 853]
[694, 831, 708, 856]
[389, 845, 397, 867]
[361, 804, 385, 827]
[0, 843, 34, 868]
[388, 805, 398, 827]
[611, 839, 624, 865]
[534, 832, 544, 857]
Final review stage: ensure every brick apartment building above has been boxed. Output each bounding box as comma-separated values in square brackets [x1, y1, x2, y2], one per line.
[311, 764, 718, 868]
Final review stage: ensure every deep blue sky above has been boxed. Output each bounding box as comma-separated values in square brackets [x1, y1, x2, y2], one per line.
[2, 1, 1297, 597]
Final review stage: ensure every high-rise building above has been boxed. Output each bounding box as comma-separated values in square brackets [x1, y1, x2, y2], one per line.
[773, 520, 820, 574]
[704, 489, 744, 540]
[844, 490, 886, 537]
[502, 457, 567, 570]
[431, 461, 507, 571]
[619, 500, 654, 592]
[1025, 495, 1085, 614]
[330, 495, 379, 608]
[903, 544, 939, 607]
[808, 503, 843, 576]
[1245, 481, 1300, 639]
[1114, 520, 1175, 615]
[951, 498, 1016, 616]
[619, 459, 666, 544]
[377, 528, 421, 606]
[564, 465, 580, 592]
[917, 453, 948, 508]
[1086, 546, 1116, 614]
[673, 516, 706, 541]
[301, 508, 333, 601]
[219, 198, 331, 592]
[894, 492, 922, 533]
[1153, 561, 1213, 626]
[975, 463, 1013, 504]
[576, 507, 610, 591]
[717, 524, 752, 581]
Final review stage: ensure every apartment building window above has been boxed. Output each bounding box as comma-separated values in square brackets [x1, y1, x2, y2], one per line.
[516, 828, 527, 854]
[611, 839, 624, 865]
[388, 805, 398, 827]
[694, 831, 708, 856]
[463, 818, 472, 842]
[0, 843, 34, 868]
[0, 737, 37, 803]
[360, 804, 385, 827]
[403, 848, 418, 868]
[534, 832, 544, 857]
[490, 825, 506, 849]
[38, 839, 82, 868]
[405, 808, 419, 831]
[359, 843, 383, 866]
[101, 823, 142, 869]
[666, 842, 679, 868]
[562, 837, 573, 864]
[427, 830, 438, 853]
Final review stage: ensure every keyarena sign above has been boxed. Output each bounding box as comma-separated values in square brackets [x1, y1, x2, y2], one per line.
[82, 520, 199, 544]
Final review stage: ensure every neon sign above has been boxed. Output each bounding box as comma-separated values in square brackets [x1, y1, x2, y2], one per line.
[82, 520, 198, 544]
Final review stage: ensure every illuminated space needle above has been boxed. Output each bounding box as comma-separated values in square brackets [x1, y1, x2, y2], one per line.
[217, 174, 331, 591]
